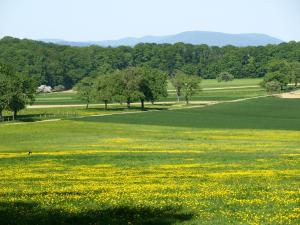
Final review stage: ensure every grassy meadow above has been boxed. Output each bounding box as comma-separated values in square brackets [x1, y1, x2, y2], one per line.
[1, 93, 300, 224]
[33, 78, 264, 105]
[0, 78, 265, 122]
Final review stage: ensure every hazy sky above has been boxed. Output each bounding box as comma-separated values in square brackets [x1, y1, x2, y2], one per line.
[0, 0, 299, 41]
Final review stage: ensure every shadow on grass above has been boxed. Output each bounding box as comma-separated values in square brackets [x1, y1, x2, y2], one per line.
[0, 201, 194, 225]
[95, 106, 168, 112]
[1, 114, 44, 123]
[2, 106, 169, 123]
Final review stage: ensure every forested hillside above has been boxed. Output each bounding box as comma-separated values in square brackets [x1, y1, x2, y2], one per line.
[0, 36, 299, 88]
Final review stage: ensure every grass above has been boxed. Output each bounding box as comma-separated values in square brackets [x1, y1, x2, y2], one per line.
[34, 92, 85, 105]
[34, 78, 264, 105]
[200, 78, 262, 88]
[78, 97, 300, 131]
[1, 102, 209, 123]
[164, 86, 266, 101]
[167, 78, 262, 89]
[0, 96, 300, 224]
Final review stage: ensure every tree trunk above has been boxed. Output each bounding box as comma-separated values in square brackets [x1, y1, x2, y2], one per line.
[185, 96, 189, 104]
[176, 91, 180, 103]
[141, 99, 144, 109]
[104, 100, 108, 110]
[86, 103, 89, 109]
[13, 110, 17, 120]
[127, 99, 131, 108]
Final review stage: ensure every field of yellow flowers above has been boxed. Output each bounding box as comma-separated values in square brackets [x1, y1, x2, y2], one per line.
[0, 98, 300, 225]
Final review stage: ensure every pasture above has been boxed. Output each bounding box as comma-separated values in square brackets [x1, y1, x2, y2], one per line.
[33, 78, 264, 105]
[0, 78, 265, 122]
[0, 96, 300, 225]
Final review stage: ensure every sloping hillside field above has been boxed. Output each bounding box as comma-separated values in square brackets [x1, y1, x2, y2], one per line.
[0, 97, 300, 225]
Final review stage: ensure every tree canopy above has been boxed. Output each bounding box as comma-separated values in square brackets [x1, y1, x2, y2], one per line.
[76, 77, 95, 109]
[261, 59, 296, 92]
[0, 62, 36, 119]
[172, 71, 202, 104]
[1, 37, 299, 89]
[77, 67, 169, 109]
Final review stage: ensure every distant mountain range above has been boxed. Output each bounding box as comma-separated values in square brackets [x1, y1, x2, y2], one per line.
[41, 31, 283, 47]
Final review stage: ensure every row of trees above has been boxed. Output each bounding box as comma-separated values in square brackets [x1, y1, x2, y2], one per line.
[76, 67, 202, 109]
[0, 36, 299, 88]
[0, 63, 36, 119]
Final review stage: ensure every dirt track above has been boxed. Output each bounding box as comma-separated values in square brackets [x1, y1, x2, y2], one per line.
[279, 90, 300, 99]
[27, 101, 218, 109]
[2, 95, 273, 126]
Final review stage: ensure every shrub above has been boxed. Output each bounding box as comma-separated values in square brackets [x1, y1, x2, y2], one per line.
[264, 80, 281, 93]
[217, 72, 234, 82]
[261, 71, 289, 91]
[53, 85, 65, 92]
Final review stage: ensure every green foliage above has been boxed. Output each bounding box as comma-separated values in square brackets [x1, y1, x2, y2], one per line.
[171, 71, 186, 102]
[76, 77, 95, 109]
[262, 71, 289, 91]
[172, 71, 201, 103]
[261, 60, 291, 91]
[1, 37, 299, 88]
[108, 67, 168, 109]
[290, 61, 300, 87]
[8, 73, 36, 117]
[94, 75, 115, 109]
[182, 76, 202, 104]
[138, 67, 168, 106]
[52, 85, 65, 92]
[266, 59, 290, 74]
[74, 67, 168, 110]
[264, 80, 281, 93]
[0, 63, 36, 118]
[113, 68, 143, 108]
[217, 71, 234, 82]
[0, 64, 13, 117]
[31, 79, 265, 109]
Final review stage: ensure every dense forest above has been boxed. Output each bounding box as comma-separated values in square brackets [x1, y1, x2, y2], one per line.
[0, 36, 299, 88]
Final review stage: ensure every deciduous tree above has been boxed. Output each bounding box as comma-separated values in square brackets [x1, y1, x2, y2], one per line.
[8, 73, 36, 119]
[171, 71, 186, 102]
[114, 68, 143, 108]
[76, 77, 95, 109]
[94, 75, 114, 110]
[182, 75, 202, 104]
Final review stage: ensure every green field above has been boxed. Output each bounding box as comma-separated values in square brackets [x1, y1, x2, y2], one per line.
[34, 92, 84, 105]
[200, 78, 262, 88]
[34, 86, 267, 105]
[0, 78, 266, 122]
[1, 96, 300, 225]
[163, 86, 266, 101]
[34, 78, 264, 105]
[167, 78, 262, 89]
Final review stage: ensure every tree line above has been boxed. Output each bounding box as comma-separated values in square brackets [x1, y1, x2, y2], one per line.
[76, 67, 201, 109]
[0, 36, 299, 88]
[0, 62, 201, 119]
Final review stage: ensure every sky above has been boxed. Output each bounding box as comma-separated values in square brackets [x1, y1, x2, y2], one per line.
[0, 0, 300, 42]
